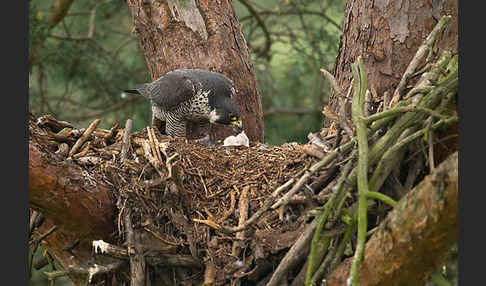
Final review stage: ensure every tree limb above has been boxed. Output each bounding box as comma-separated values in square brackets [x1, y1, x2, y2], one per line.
[29, 118, 116, 238]
[327, 152, 458, 286]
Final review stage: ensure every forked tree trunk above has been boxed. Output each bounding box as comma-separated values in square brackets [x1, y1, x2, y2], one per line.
[125, 0, 264, 142]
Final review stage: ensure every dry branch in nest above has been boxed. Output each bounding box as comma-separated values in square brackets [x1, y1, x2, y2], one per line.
[29, 16, 458, 286]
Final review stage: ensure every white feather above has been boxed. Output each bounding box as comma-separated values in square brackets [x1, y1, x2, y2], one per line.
[208, 109, 220, 123]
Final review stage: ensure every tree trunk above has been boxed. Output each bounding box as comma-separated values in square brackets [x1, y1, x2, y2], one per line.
[125, 0, 264, 142]
[325, 0, 458, 163]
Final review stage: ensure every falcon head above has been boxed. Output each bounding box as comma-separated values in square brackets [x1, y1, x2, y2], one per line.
[209, 98, 244, 133]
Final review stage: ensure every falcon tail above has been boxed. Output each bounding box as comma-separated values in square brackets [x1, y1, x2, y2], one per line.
[124, 89, 141, 95]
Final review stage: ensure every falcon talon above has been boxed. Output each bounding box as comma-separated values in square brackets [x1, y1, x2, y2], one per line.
[125, 69, 243, 138]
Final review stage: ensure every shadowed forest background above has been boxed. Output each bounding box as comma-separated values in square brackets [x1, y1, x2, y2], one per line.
[29, 0, 344, 146]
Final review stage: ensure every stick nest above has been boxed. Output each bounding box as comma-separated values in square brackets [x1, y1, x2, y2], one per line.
[33, 113, 329, 284]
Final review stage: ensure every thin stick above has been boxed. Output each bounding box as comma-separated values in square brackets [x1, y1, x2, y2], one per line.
[29, 210, 40, 236]
[120, 119, 133, 161]
[363, 106, 448, 124]
[29, 226, 57, 245]
[340, 81, 355, 139]
[320, 68, 345, 98]
[428, 128, 436, 171]
[271, 140, 355, 210]
[299, 145, 326, 159]
[143, 227, 181, 246]
[232, 186, 249, 257]
[265, 218, 319, 286]
[304, 152, 355, 286]
[329, 216, 355, 271]
[366, 191, 397, 207]
[68, 118, 100, 157]
[124, 209, 146, 285]
[389, 15, 451, 107]
[369, 117, 457, 193]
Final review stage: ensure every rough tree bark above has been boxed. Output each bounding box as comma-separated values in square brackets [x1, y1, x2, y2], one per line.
[29, 116, 117, 284]
[327, 152, 458, 286]
[125, 0, 264, 142]
[330, 0, 458, 103]
[325, 0, 458, 164]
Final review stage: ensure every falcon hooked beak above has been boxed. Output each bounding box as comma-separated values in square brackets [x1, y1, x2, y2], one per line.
[231, 119, 244, 133]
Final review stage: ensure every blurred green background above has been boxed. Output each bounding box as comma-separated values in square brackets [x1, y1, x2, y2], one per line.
[29, 1, 344, 284]
[29, 0, 345, 146]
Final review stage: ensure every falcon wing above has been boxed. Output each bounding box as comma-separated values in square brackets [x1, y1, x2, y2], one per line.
[144, 70, 197, 111]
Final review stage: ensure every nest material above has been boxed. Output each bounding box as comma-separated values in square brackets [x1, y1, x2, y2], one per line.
[35, 113, 330, 284]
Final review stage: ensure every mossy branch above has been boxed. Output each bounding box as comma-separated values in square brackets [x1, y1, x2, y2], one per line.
[348, 56, 370, 286]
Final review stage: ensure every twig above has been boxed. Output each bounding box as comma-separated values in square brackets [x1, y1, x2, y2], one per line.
[366, 191, 397, 207]
[265, 218, 319, 286]
[120, 119, 133, 161]
[29, 226, 57, 245]
[124, 209, 146, 285]
[368, 125, 416, 194]
[320, 68, 345, 98]
[239, 8, 341, 30]
[362, 105, 448, 124]
[197, 179, 294, 234]
[104, 122, 120, 145]
[33, 254, 50, 270]
[238, 0, 272, 59]
[348, 56, 370, 286]
[68, 118, 100, 157]
[383, 90, 391, 111]
[143, 227, 181, 246]
[299, 145, 326, 159]
[232, 186, 249, 257]
[322, 106, 340, 123]
[44, 259, 125, 283]
[48, 0, 112, 41]
[217, 190, 236, 223]
[404, 151, 424, 190]
[304, 153, 355, 286]
[204, 260, 217, 285]
[329, 216, 355, 272]
[364, 89, 372, 117]
[369, 117, 458, 193]
[29, 210, 40, 237]
[428, 126, 436, 171]
[147, 126, 163, 163]
[272, 127, 357, 211]
[92, 239, 201, 268]
[310, 234, 338, 285]
[340, 80, 355, 139]
[197, 168, 209, 197]
[389, 15, 452, 107]
[367, 52, 457, 170]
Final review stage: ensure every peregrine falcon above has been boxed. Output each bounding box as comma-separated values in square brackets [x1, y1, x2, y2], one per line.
[124, 69, 243, 138]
